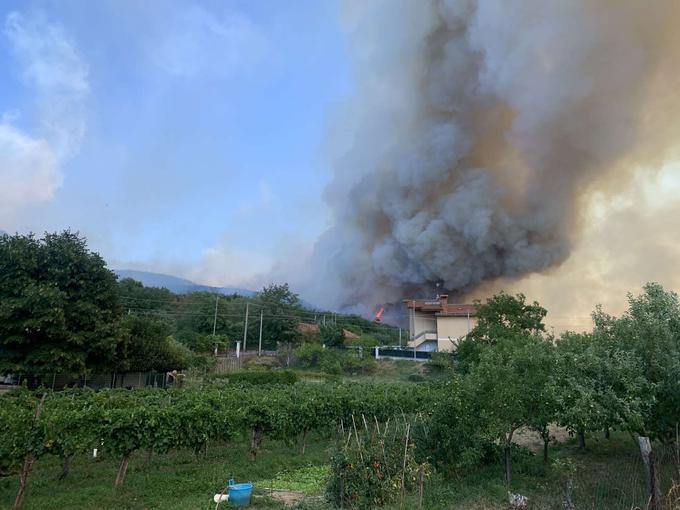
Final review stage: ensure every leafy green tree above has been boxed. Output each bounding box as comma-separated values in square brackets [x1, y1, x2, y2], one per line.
[0, 232, 122, 377]
[257, 283, 301, 348]
[117, 278, 174, 315]
[470, 292, 547, 342]
[457, 292, 547, 373]
[554, 331, 649, 449]
[415, 379, 498, 472]
[176, 292, 243, 340]
[592, 282, 680, 440]
[320, 323, 344, 347]
[463, 334, 555, 485]
[176, 330, 226, 354]
[121, 315, 190, 372]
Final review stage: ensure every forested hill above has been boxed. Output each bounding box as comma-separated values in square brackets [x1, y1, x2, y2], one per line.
[113, 269, 256, 296]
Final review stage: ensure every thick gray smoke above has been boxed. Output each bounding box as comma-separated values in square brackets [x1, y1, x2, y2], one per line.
[304, 0, 680, 310]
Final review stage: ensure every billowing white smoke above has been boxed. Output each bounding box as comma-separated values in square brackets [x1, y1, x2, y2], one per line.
[306, 0, 680, 310]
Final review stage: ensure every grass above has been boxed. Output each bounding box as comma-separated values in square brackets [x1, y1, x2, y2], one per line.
[0, 434, 330, 510]
[2, 410, 676, 510]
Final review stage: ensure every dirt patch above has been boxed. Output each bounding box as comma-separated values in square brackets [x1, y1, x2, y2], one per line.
[512, 424, 571, 453]
[268, 490, 306, 506]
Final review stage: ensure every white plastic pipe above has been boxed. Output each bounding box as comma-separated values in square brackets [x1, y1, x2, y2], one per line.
[213, 494, 229, 503]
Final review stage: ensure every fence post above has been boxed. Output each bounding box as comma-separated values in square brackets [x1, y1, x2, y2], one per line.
[638, 436, 661, 510]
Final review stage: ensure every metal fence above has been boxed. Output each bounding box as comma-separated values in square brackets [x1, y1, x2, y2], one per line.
[377, 347, 432, 360]
[6, 371, 168, 390]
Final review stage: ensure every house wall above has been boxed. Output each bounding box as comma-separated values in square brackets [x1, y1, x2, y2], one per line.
[436, 315, 477, 352]
[409, 310, 437, 340]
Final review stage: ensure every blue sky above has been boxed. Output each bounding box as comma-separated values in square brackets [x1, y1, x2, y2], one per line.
[0, 0, 350, 285]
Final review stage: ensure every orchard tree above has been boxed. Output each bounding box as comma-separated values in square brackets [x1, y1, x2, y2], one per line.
[554, 332, 649, 449]
[0, 231, 122, 377]
[470, 292, 547, 342]
[593, 283, 680, 440]
[457, 291, 547, 373]
[463, 334, 556, 485]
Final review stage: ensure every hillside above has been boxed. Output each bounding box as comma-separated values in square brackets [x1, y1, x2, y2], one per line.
[113, 269, 255, 296]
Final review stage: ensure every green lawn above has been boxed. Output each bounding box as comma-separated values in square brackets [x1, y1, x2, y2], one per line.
[0, 435, 330, 510]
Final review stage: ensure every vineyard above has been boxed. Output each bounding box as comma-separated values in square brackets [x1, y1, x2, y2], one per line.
[0, 380, 440, 508]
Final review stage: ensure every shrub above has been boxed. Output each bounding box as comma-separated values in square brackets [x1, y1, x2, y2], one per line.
[353, 334, 380, 348]
[294, 343, 326, 367]
[228, 370, 298, 385]
[425, 352, 454, 373]
[342, 355, 377, 376]
[243, 356, 281, 370]
[326, 419, 427, 508]
[320, 324, 345, 347]
[413, 380, 497, 471]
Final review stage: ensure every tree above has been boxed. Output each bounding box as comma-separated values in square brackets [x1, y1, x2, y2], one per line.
[0, 231, 123, 377]
[117, 278, 174, 315]
[457, 292, 547, 373]
[257, 283, 301, 347]
[592, 283, 680, 440]
[469, 292, 547, 342]
[121, 315, 189, 372]
[554, 331, 649, 450]
[176, 292, 243, 340]
[320, 323, 344, 347]
[463, 334, 556, 485]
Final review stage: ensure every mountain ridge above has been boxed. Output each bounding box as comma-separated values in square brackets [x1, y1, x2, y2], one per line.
[114, 269, 256, 297]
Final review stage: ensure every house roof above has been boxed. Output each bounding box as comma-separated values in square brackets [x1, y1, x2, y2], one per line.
[403, 295, 477, 317]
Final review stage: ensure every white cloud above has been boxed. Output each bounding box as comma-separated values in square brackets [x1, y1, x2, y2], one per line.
[0, 123, 60, 215]
[1, 11, 88, 220]
[154, 5, 267, 77]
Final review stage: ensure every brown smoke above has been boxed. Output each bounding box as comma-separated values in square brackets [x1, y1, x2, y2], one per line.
[304, 0, 680, 312]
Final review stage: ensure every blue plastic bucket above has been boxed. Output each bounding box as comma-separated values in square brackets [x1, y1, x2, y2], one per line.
[227, 479, 253, 507]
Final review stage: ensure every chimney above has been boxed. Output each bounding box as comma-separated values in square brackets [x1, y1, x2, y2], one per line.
[439, 294, 448, 307]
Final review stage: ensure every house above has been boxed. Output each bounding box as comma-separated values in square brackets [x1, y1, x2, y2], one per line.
[403, 294, 477, 352]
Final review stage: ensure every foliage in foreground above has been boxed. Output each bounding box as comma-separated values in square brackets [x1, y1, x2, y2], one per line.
[0, 231, 122, 377]
[327, 418, 427, 509]
[0, 381, 439, 507]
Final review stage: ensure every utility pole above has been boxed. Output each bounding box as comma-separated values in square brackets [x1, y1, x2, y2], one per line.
[411, 300, 416, 343]
[243, 303, 249, 351]
[258, 310, 263, 357]
[212, 296, 219, 356]
[212, 296, 219, 336]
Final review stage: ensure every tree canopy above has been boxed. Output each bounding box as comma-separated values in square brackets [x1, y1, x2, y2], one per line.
[0, 231, 123, 377]
[592, 282, 680, 440]
[469, 291, 547, 342]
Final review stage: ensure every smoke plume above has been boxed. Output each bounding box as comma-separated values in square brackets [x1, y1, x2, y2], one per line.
[306, 0, 680, 310]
